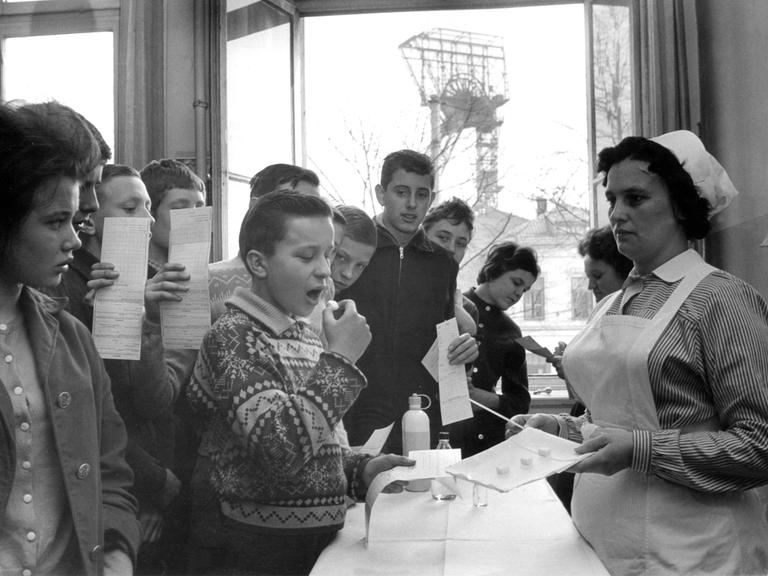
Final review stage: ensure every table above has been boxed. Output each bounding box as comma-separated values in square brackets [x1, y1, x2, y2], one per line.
[310, 479, 609, 576]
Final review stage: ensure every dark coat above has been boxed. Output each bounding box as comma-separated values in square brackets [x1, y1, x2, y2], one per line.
[0, 287, 140, 574]
[452, 287, 530, 457]
[341, 225, 457, 453]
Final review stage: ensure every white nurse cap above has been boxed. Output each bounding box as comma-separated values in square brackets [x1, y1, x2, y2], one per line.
[650, 130, 738, 217]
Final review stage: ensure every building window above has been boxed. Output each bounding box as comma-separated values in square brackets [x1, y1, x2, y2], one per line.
[523, 280, 545, 321]
[571, 276, 593, 320]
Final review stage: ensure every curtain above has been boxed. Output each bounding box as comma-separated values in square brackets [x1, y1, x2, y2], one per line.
[635, 0, 700, 137]
[117, 0, 166, 167]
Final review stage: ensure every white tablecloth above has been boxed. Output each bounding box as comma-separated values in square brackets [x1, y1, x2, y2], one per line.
[310, 479, 610, 576]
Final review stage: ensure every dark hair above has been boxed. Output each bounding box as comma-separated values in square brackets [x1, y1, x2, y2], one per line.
[249, 163, 320, 199]
[380, 149, 435, 190]
[597, 136, 710, 239]
[336, 205, 377, 247]
[239, 191, 332, 264]
[577, 226, 633, 280]
[0, 101, 101, 258]
[140, 158, 206, 211]
[75, 112, 111, 163]
[331, 207, 348, 228]
[477, 242, 539, 284]
[422, 197, 474, 235]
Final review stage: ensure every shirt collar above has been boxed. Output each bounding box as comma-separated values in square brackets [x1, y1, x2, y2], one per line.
[226, 286, 298, 335]
[373, 217, 433, 252]
[624, 248, 703, 286]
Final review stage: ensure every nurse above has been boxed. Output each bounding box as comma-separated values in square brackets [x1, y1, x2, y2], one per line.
[507, 131, 768, 575]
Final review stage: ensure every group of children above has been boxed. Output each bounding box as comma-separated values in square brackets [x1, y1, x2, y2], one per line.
[1, 99, 490, 576]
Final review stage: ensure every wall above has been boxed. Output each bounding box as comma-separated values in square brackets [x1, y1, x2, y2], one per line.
[698, 0, 768, 297]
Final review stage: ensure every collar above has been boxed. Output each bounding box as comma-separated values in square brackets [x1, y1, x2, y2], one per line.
[644, 249, 704, 283]
[226, 286, 298, 336]
[20, 285, 66, 318]
[374, 219, 434, 252]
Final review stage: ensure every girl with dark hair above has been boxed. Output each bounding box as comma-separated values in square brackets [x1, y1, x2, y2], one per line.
[509, 131, 768, 575]
[0, 101, 139, 575]
[455, 242, 539, 457]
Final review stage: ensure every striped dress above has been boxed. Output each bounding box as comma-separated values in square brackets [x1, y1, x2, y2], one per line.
[561, 252, 768, 493]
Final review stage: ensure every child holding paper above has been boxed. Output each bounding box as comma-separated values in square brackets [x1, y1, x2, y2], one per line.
[340, 150, 478, 454]
[186, 191, 410, 575]
[459, 242, 538, 457]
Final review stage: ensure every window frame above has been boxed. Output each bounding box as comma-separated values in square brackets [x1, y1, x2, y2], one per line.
[0, 0, 120, 152]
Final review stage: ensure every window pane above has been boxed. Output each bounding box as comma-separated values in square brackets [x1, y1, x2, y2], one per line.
[225, 0, 293, 256]
[571, 275, 593, 320]
[304, 6, 592, 377]
[2, 32, 115, 153]
[590, 2, 633, 226]
[592, 3, 633, 152]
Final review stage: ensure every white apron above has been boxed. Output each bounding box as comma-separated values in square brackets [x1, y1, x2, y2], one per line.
[562, 257, 768, 576]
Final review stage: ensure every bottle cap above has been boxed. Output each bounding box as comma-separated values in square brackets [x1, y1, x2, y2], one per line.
[408, 394, 422, 409]
[439, 431, 450, 440]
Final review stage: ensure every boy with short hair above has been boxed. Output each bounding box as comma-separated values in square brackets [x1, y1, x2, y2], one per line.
[140, 158, 207, 273]
[331, 205, 377, 293]
[186, 191, 407, 575]
[423, 197, 478, 335]
[341, 150, 478, 454]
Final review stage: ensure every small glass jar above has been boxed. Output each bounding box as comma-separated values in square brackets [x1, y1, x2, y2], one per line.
[472, 483, 488, 507]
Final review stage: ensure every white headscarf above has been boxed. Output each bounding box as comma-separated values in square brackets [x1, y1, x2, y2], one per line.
[650, 130, 738, 217]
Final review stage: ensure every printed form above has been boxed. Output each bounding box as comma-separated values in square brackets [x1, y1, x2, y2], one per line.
[93, 217, 150, 360]
[160, 207, 212, 349]
[436, 318, 473, 425]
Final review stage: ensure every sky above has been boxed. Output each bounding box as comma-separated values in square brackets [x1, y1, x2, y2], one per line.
[303, 5, 588, 220]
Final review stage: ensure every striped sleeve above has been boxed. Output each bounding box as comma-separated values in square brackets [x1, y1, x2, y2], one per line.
[643, 275, 768, 492]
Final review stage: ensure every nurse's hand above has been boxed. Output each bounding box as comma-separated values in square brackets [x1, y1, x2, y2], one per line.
[505, 413, 559, 438]
[569, 428, 633, 476]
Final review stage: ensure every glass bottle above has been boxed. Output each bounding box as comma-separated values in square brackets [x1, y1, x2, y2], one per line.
[431, 431, 457, 500]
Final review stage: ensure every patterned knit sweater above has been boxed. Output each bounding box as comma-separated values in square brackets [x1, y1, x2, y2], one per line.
[186, 287, 370, 535]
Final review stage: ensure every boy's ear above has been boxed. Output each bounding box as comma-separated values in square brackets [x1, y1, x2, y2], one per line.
[374, 183, 385, 206]
[244, 249, 269, 279]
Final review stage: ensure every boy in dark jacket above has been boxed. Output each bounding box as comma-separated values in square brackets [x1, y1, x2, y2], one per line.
[341, 150, 478, 453]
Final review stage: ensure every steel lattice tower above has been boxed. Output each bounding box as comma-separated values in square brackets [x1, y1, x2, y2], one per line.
[400, 28, 508, 208]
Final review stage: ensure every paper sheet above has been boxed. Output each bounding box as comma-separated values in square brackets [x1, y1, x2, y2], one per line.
[93, 218, 151, 360]
[515, 335, 555, 362]
[421, 339, 439, 382]
[355, 423, 394, 456]
[160, 207, 212, 349]
[436, 319, 473, 425]
[446, 427, 590, 492]
[364, 448, 462, 543]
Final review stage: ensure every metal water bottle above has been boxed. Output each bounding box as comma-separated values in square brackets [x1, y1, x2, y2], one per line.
[431, 431, 457, 500]
[402, 393, 430, 491]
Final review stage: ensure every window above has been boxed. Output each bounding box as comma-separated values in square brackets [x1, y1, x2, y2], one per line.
[0, 2, 118, 155]
[302, 5, 598, 357]
[523, 279, 545, 321]
[571, 276, 593, 320]
[223, 0, 295, 257]
[1, 32, 115, 152]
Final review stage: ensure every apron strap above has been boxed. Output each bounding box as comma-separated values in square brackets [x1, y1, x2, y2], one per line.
[638, 258, 716, 350]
